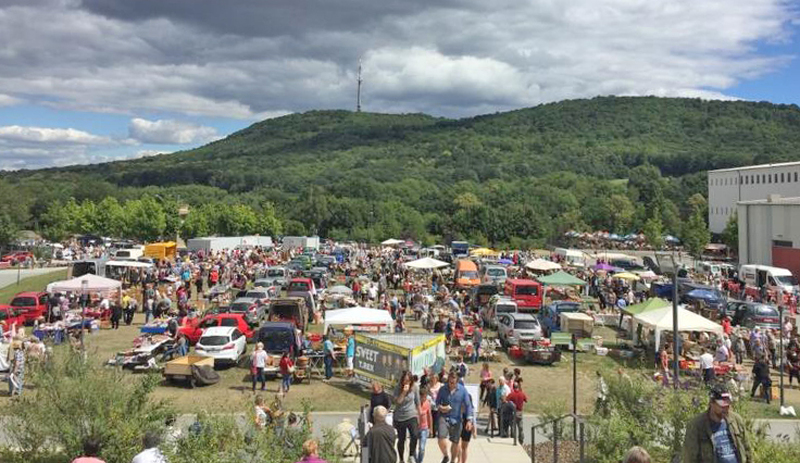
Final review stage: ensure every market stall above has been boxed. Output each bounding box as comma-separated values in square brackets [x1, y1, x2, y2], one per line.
[537, 270, 587, 303]
[46, 273, 122, 295]
[632, 304, 723, 348]
[353, 333, 446, 388]
[323, 307, 394, 334]
[403, 257, 449, 270]
[525, 259, 561, 272]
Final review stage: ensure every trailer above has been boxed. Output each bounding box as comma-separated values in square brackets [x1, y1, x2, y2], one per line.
[282, 236, 320, 251]
[163, 355, 214, 387]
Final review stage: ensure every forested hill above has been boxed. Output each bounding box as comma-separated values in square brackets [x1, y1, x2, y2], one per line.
[3, 96, 800, 247]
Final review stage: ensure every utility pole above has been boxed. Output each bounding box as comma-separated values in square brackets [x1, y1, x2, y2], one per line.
[356, 59, 363, 113]
[671, 252, 680, 388]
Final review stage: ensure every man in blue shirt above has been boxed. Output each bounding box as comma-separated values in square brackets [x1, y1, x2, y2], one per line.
[435, 371, 474, 463]
[345, 330, 355, 382]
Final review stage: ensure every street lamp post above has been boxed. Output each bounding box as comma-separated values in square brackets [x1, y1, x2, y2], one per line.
[779, 306, 785, 407]
[81, 279, 88, 352]
[671, 252, 680, 389]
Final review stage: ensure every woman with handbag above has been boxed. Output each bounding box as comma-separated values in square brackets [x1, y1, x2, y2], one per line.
[279, 351, 295, 395]
[251, 342, 268, 392]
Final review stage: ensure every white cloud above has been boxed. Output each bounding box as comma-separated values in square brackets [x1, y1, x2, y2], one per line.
[0, 93, 22, 107]
[128, 118, 219, 144]
[0, 125, 111, 144]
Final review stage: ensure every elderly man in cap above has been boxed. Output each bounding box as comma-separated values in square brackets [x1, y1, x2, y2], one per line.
[682, 383, 752, 463]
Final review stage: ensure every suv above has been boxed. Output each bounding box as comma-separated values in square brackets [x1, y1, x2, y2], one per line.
[230, 298, 266, 326]
[194, 326, 248, 366]
[497, 313, 543, 346]
[724, 300, 780, 330]
[258, 267, 289, 289]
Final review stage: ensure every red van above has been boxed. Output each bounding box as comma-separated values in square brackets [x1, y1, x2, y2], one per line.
[503, 279, 543, 312]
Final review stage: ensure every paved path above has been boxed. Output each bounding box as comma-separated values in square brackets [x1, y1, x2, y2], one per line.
[0, 267, 66, 290]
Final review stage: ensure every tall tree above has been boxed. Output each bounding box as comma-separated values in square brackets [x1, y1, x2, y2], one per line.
[722, 212, 738, 251]
[682, 209, 710, 258]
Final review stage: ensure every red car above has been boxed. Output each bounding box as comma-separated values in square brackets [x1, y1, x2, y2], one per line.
[0, 306, 25, 332]
[178, 313, 255, 345]
[8, 291, 49, 325]
[1, 251, 33, 265]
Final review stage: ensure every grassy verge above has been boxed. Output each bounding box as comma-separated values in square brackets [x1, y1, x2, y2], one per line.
[0, 269, 68, 304]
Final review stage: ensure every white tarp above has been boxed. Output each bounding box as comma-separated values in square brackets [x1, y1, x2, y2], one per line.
[525, 259, 562, 271]
[326, 285, 353, 296]
[323, 307, 394, 333]
[47, 273, 122, 294]
[633, 305, 723, 348]
[381, 238, 404, 246]
[404, 257, 449, 269]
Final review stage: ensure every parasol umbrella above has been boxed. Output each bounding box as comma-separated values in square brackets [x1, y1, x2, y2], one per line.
[498, 258, 514, 265]
[613, 272, 641, 281]
[526, 259, 562, 271]
[381, 238, 404, 246]
[404, 257, 450, 270]
[593, 263, 616, 271]
[637, 270, 658, 279]
[470, 247, 499, 257]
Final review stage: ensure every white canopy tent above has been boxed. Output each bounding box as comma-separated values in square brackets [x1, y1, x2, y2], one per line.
[381, 238, 404, 246]
[633, 305, 723, 348]
[323, 307, 395, 333]
[47, 273, 122, 294]
[404, 257, 449, 270]
[106, 260, 153, 268]
[525, 259, 562, 271]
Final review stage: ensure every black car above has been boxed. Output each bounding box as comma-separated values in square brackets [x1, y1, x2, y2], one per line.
[724, 300, 780, 330]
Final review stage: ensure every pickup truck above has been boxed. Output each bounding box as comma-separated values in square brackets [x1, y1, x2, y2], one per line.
[7, 291, 49, 325]
[0, 306, 25, 332]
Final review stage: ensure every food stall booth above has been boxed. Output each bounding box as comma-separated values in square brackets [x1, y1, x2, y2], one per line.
[353, 333, 446, 389]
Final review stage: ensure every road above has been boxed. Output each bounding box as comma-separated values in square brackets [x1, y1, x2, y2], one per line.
[0, 267, 66, 290]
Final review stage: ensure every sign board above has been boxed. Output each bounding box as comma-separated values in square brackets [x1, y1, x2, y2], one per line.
[354, 335, 409, 387]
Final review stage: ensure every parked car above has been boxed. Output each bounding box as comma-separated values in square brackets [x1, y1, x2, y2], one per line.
[8, 291, 49, 325]
[257, 322, 302, 358]
[497, 313, 543, 346]
[230, 297, 266, 326]
[316, 255, 338, 269]
[539, 301, 582, 337]
[267, 298, 309, 331]
[503, 279, 543, 311]
[244, 287, 278, 305]
[194, 326, 248, 366]
[179, 313, 255, 345]
[480, 264, 508, 286]
[258, 266, 290, 289]
[724, 300, 781, 330]
[305, 267, 329, 290]
[469, 284, 499, 312]
[480, 296, 517, 330]
[1, 251, 34, 265]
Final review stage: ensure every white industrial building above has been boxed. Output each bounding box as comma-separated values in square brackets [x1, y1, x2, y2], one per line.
[187, 236, 274, 252]
[738, 195, 800, 278]
[708, 161, 800, 233]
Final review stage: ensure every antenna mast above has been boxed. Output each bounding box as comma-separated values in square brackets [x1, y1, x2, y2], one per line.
[356, 59, 363, 112]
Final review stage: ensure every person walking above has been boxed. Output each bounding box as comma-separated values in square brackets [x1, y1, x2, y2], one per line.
[417, 386, 433, 463]
[370, 381, 392, 423]
[750, 355, 772, 403]
[506, 381, 528, 443]
[471, 327, 482, 364]
[366, 406, 398, 463]
[699, 348, 715, 385]
[683, 383, 752, 463]
[322, 335, 335, 382]
[394, 371, 420, 463]
[110, 302, 122, 330]
[72, 437, 106, 463]
[251, 342, 268, 392]
[345, 329, 356, 382]
[279, 351, 294, 395]
[435, 371, 474, 463]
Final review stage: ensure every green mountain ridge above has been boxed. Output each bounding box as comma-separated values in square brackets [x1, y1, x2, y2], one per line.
[2, 96, 800, 246]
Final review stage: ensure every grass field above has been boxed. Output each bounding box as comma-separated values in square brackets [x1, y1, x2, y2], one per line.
[0, 269, 68, 304]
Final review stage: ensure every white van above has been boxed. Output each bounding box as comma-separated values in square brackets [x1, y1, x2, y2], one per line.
[695, 261, 722, 278]
[113, 246, 144, 261]
[553, 248, 586, 267]
[739, 264, 799, 294]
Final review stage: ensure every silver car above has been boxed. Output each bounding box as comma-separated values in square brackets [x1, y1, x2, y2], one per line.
[497, 313, 543, 346]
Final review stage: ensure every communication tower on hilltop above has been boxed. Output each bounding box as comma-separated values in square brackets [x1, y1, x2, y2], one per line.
[356, 59, 363, 112]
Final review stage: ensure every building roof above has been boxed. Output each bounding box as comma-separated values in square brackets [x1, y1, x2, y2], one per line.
[738, 196, 800, 206]
[709, 161, 800, 174]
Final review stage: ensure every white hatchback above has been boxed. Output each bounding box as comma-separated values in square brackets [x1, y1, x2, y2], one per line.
[195, 326, 247, 365]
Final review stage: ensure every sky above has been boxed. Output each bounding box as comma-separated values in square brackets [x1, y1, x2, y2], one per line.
[0, 0, 798, 170]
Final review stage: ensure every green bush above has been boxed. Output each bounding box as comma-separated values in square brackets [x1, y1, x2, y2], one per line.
[0, 350, 171, 463]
